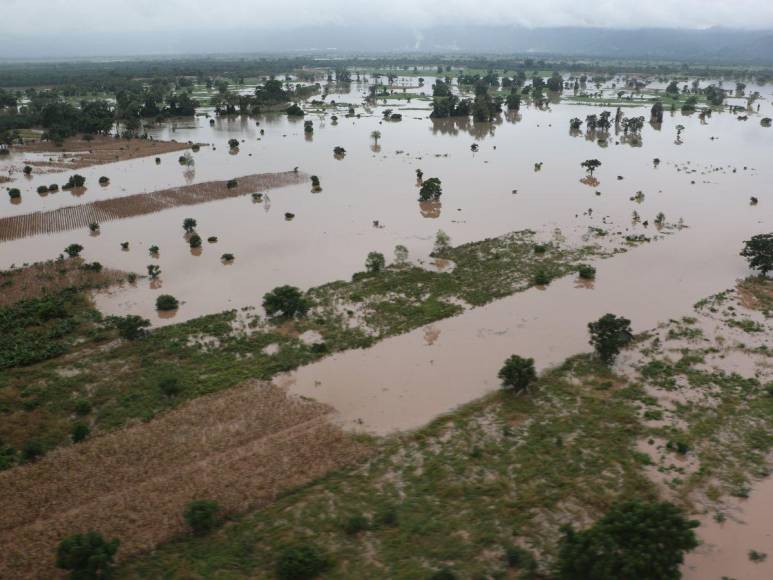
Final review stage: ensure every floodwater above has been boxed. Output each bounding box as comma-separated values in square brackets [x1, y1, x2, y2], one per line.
[683, 476, 773, 580]
[1, 74, 771, 578]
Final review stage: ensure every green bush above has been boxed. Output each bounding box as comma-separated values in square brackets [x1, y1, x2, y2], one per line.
[64, 244, 84, 257]
[498, 355, 537, 394]
[158, 376, 181, 397]
[155, 294, 179, 311]
[365, 251, 386, 273]
[71, 422, 90, 443]
[533, 269, 550, 285]
[276, 544, 331, 580]
[184, 500, 221, 536]
[418, 177, 442, 201]
[56, 531, 119, 579]
[263, 285, 309, 319]
[588, 314, 634, 365]
[556, 500, 698, 580]
[342, 514, 369, 535]
[578, 264, 596, 279]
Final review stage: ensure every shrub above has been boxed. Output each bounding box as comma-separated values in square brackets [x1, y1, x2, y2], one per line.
[56, 531, 119, 579]
[37, 185, 49, 194]
[556, 500, 698, 580]
[64, 244, 84, 257]
[228, 138, 239, 149]
[149, 245, 159, 255]
[226, 179, 238, 189]
[120, 242, 129, 250]
[498, 355, 537, 394]
[588, 313, 634, 365]
[418, 177, 442, 201]
[533, 269, 550, 285]
[189, 234, 202, 248]
[88, 222, 100, 232]
[740, 233, 773, 276]
[286, 103, 305, 116]
[156, 294, 179, 311]
[8, 188, 21, 199]
[107, 314, 151, 340]
[63, 174, 86, 189]
[71, 422, 90, 443]
[533, 243, 548, 254]
[365, 251, 385, 273]
[578, 264, 596, 279]
[23, 165, 33, 175]
[158, 376, 181, 397]
[184, 500, 221, 535]
[49, 184, 59, 192]
[98, 176, 109, 185]
[147, 264, 161, 279]
[208, 236, 218, 243]
[333, 146, 346, 157]
[221, 253, 235, 262]
[394, 245, 409, 264]
[74, 399, 92, 416]
[22, 440, 44, 462]
[127, 273, 137, 284]
[263, 285, 309, 319]
[276, 544, 331, 580]
[342, 514, 369, 535]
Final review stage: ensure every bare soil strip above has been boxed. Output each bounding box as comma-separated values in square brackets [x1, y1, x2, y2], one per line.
[0, 171, 306, 242]
[0, 381, 369, 579]
[15, 136, 194, 171]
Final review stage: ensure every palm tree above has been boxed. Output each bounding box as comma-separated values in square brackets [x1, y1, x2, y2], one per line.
[370, 130, 381, 145]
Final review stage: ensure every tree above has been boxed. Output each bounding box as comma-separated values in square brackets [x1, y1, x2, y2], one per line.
[276, 544, 331, 580]
[370, 130, 381, 145]
[184, 500, 221, 536]
[189, 234, 202, 248]
[419, 177, 442, 202]
[106, 315, 150, 340]
[581, 159, 602, 176]
[263, 285, 309, 319]
[56, 531, 119, 580]
[555, 500, 698, 580]
[498, 355, 537, 394]
[182, 218, 197, 233]
[147, 264, 161, 279]
[65, 244, 84, 258]
[228, 138, 239, 149]
[365, 251, 385, 273]
[71, 422, 90, 443]
[740, 233, 773, 276]
[156, 294, 179, 311]
[433, 230, 451, 254]
[588, 314, 633, 365]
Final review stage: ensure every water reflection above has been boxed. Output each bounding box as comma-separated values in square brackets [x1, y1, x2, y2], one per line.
[419, 200, 441, 219]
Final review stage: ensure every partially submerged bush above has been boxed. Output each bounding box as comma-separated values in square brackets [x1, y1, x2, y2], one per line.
[37, 185, 49, 194]
[533, 269, 550, 285]
[64, 243, 84, 257]
[182, 217, 197, 233]
[740, 233, 773, 276]
[189, 234, 202, 248]
[221, 253, 235, 262]
[226, 178, 238, 189]
[578, 264, 596, 279]
[184, 500, 221, 536]
[56, 531, 119, 579]
[63, 174, 86, 189]
[8, 188, 21, 199]
[286, 103, 305, 116]
[98, 176, 109, 185]
[155, 294, 179, 311]
[418, 177, 442, 201]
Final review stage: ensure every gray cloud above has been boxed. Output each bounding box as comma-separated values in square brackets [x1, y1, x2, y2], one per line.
[2, 0, 773, 33]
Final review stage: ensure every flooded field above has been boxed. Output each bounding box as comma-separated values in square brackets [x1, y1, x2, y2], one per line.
[2, 73, 771, 578]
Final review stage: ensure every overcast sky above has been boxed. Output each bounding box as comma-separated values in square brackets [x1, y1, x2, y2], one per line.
[3, 0, 773, 33]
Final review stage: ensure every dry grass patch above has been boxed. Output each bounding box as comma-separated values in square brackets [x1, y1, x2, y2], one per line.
[16, 136, 194, 171]
[0, 381, 370, 579]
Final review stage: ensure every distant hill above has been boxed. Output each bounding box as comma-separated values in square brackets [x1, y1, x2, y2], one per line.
[3, 26, 773, 64]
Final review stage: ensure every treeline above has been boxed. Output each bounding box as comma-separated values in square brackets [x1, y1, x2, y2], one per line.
[1, 56, 772, 90]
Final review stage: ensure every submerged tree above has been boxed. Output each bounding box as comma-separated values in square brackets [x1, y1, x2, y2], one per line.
[370, 130, 381, 145]
[418, 177, 442, 202]
[182, 218, 197, 233]
[581, 159, 602, 176]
